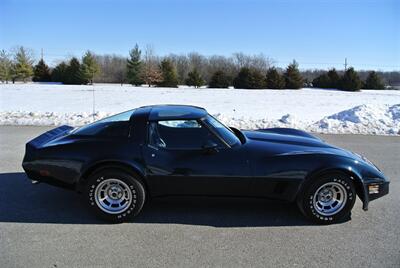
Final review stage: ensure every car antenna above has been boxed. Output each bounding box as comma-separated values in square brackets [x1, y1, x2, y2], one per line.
[92, 82, 95, 122]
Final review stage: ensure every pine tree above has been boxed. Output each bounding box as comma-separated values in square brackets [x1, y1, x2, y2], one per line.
[209, 70, 231, 88]
[158, 59, 178, 87]
[186, 68, 205, 88]
[32, 59, 51, 82]
[284, 60, 303, 89]
[233, 67, 266, 89]
[312, 73, 330, 88]
[339, 67, 362, 91]
[65, 57, 85, 85]
[0, 50, 12, 83]
[127, 44, 143, 86]
[10, 63, 18, 83]
[51, 62, 68, 83]
[250, 69, 267, 89]
[13, 46, 34, 82]
[327, 68, 340, 88]
[265, 67, 285, 89]
[81, 51, 100, 84]
[233, 67, 252, 89]
[364, 71, 384, 89]
[312, 69, 340, 89]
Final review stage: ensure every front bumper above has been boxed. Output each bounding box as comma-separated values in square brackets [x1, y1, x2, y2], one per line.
[361, 180, 389, 211]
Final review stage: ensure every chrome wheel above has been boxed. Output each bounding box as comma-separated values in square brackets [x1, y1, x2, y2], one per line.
[94, 178, 133, 214]
[312, 182, 347, 216]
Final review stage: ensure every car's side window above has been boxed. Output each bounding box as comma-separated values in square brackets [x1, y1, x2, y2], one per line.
[148, 120, 222, 149]
[96, 121, 130, 137]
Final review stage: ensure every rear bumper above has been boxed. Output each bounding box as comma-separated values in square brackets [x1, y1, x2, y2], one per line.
[361, 180, 389, 211]
[23, 162, 76, 190]
[22, 126, 81, 190]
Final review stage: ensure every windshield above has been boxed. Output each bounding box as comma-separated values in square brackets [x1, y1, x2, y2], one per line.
[203, 115, 241, 147]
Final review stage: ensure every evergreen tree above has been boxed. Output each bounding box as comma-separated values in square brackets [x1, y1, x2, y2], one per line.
[312, 73, 330, 88]
[265, 67, 285, 89]
[284, 60, 303, 89]
[233, 67, 266, 89]
[32, 59, 51, 82]
[0, 50, 12, 83]
[186, 68, 205, 88]
[158, 59, 178, 87]
[250, 69, 267, 89]
[327, 68, 340, 88]
[65, 57, 85, 85]
[81, 51, 100, 84]
[127, 44, 143, 86]
[364, 71, 384, 89]
[10, 63, 18, 83]
[13, 46, 34, 82]
[51, 62, 68, 83]
[339, 67, 362, 91]
[312, 68, 340, 89]
[209, 70, 231, 88]
[233, 67, 252, 89]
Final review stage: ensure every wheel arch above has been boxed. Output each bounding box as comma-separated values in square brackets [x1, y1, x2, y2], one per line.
[298, 167, 365, 206]
[77, 160, 149, 194]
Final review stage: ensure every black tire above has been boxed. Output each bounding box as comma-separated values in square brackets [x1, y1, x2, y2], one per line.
[85, 169, 146, 223]
[297, 172, 356, 224]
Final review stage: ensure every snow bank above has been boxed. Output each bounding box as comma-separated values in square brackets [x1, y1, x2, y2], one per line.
[1, 84, 399, 135]
[1, 104, 399, 135]
[310, 104, 400, 135]
[0, 111, 111, 127]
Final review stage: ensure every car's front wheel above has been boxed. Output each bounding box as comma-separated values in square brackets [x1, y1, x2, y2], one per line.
[298, 172, 356, 224]
[85, 169, 146, 223]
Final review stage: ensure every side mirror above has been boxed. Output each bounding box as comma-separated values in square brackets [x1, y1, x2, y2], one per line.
[202, 141, 219, 154]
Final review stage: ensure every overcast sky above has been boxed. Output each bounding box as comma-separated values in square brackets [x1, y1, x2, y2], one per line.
[1, 0, 399, 70]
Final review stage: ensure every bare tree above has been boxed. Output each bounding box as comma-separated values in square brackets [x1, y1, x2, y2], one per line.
[142, 45, 162, 86]
[250, 53, 274, 73]
[95, 54, 127, 84]
[232, 52, 274, 74]
[167, 53, 190, 84]
[207, 55, 236, 81]
[232, 52, 250, 69]
[188, 52, 208, 81]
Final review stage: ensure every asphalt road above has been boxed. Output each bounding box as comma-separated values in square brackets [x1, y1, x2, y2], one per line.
[0, 126, 399, 267]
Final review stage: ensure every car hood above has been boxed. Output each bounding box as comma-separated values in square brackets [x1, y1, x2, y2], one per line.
[242, 129, 354, 158]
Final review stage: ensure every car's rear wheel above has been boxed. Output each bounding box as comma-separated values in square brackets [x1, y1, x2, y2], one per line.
[85, 169, 145, 223]
[298, 172, 356, 224]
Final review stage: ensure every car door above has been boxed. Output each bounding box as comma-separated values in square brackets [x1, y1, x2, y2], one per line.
[142, 119, 251, 197]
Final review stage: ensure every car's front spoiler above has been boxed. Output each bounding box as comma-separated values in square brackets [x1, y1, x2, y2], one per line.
[361, 180, 389, 211]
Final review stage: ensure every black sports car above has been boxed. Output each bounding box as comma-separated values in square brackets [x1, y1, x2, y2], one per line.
[22, 105, 389, 224]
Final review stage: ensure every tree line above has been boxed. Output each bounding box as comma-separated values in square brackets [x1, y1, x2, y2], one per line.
[312, 68, 385, 91]
[0, 45, 395, 91]
[0, 47, 100, 85]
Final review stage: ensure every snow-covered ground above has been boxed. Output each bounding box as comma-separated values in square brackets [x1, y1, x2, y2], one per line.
[1, 83, 399, 135]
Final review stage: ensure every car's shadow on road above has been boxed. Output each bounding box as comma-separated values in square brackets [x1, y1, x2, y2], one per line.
[0, 172, 314, 227]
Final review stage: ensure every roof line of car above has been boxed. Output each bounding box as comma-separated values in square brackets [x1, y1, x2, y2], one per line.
[138, 104, 206, 110]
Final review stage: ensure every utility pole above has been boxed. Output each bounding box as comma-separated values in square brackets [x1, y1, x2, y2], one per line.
[344, 58, 348, 71]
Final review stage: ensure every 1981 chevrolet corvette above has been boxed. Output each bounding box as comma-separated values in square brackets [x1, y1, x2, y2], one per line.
[22, 105, 389, 224]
